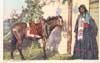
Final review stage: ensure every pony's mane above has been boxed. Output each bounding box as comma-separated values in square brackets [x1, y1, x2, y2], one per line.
[47, 16, 58, 21]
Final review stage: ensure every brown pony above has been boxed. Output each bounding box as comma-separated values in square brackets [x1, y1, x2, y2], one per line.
[10, 16, 63, 60]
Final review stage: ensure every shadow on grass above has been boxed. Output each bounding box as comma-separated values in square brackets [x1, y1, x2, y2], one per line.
[29, 50, 57, 60]
[3, 38, 40, 52]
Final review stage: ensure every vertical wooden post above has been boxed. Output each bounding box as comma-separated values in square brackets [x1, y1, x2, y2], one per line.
[67, 0, 72, 54]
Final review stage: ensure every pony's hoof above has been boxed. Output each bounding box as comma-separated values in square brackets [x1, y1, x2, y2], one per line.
[22, 58, 25, 60]
[22, 58, 26, 60]
[43, 56, 47, 60]
[11, 57, 14, 60]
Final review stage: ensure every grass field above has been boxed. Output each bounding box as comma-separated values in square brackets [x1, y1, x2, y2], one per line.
[4, 47, 72, 60]
[3, 39, 73, 60]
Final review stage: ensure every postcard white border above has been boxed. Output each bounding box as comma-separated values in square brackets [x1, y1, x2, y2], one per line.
[0, 0, 100, 63]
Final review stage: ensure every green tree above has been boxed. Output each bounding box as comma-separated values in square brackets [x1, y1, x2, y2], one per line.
[22, 0, 54, 22]
[24, 0, 44, 22]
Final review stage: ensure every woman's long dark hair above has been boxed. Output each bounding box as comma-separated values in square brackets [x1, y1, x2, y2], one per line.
[79, 4, 88, 13]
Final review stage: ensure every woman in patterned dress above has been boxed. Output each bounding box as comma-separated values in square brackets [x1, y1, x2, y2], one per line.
[73, 4, 98, 59]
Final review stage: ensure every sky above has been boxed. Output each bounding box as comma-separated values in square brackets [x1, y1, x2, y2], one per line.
[3, 0, 26, 20]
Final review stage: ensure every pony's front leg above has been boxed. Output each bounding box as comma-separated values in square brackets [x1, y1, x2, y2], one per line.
[42, 39, 47, 59]
[11, 35, 17, 59]
[17, 40, 25, 60]
[11, 48, 14, 59]
[11, 46, 16, 59]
